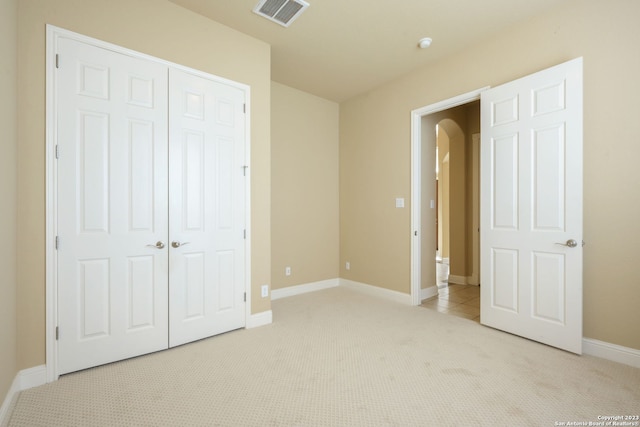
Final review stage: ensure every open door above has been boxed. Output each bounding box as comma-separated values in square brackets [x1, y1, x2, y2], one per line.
[480, 58, 583, 354]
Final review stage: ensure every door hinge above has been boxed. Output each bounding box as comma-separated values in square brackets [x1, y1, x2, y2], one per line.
[243, 229, 246, 239]
[55, 145, 60, 159]
[55, 54, 59, 69]
[244, 292, 246, 302]
[55, 236, 59, 250]
[242, 165, 248, 176]
[243, 104, 246, 114]
[56, 326, 59, 340]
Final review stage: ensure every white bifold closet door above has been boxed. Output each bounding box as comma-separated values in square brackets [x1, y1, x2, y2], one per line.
[56, 37, 246, 375]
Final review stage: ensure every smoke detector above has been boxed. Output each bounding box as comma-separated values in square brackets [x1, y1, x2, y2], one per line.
[253, 0, 310, 27]
[418, 38, 433, 49]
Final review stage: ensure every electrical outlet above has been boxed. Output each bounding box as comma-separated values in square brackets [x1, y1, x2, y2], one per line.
[345, 261, 350, 270]
[285, 266, 291, 276]
[261, 284, 269, 298]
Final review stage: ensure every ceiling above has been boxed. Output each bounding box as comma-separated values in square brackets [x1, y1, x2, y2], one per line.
[170, 0, 563, 102]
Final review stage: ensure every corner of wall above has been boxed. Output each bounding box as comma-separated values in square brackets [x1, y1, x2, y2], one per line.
[0, 0, 19, 414]
[0, 366, 47, 425]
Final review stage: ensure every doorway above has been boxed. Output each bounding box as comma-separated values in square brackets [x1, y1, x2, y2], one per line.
[410, 88, 486, 306]
[420, 107, 481, 321]
[411, 58, 583, 353]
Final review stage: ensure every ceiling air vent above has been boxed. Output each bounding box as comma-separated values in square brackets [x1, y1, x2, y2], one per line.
[253, 0, 309, 27]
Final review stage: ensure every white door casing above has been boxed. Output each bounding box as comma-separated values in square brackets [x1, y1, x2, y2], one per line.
[168, 68, 247, 347]
[51, 28, 250, 376]
[480, 58, 583, 354]
[410, 88, 487, 305]
[56, 37, 170, 374]
[470, 133, 480, 286]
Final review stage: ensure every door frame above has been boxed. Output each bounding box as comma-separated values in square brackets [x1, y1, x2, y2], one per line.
[470, 132, 481, 286]
[45, 25, 252, 382]
[410, 87, 488, 305]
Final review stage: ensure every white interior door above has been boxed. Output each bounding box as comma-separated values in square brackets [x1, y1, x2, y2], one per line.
[57, 38, 169, 374]
[480, 58, 583, 354]
[56, 35, 248, 374]
[168, 68, 247, 348]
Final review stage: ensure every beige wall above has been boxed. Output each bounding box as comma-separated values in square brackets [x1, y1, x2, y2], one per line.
[424, 102, 480, 285]
[440, 117, 466, 279]
[0, 0, 18, 403]
[339, 93, 411, 292]
[465, 102, 480, 277]
[17, 0, 271, 370]
[340, 0, 640, 350]
[271, 82, 339, 289]
[437, 129, 449, 259]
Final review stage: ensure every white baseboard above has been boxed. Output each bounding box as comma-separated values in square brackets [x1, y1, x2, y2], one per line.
[583, 338, 640, 369]
[442, 276, 480, 286]
[421, 285, 439, 301]
[270, 278, 412, 306]
[0, 365, 46, 425]
[246, 310, 272, 329]
[467, 273, 479, 286]
[0, 374, 19, 425]
[257, 279, 635, 370]
[16, 365, 46, 390]
[448, 275, 467, 285]
[339, 279, 412, 305]
[271, 279, 339, 301]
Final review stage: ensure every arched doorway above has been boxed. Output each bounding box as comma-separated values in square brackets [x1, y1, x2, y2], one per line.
[411, 93, 481, 321]
[435, 118, 465, 285]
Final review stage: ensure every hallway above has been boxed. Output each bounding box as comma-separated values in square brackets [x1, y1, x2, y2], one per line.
[421, 284, 480, 322]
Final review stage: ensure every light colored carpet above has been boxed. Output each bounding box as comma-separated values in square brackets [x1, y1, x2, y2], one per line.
[6, 287, 640, 426]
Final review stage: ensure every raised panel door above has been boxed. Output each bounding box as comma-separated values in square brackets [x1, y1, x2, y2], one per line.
[57, 37, 169, 374]
[480, 58, 583, 354]
[168, 68, 246, 348]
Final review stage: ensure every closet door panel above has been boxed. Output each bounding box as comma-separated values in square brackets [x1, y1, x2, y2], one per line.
[168, 68, 246, 347]
[57, 37, 169, 375]
[54, 32, 248, 374]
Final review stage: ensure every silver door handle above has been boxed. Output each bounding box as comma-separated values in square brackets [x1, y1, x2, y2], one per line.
[147, 241, 165, 249]
[555, 239, 578, 248]
[171, 241, 190, 248]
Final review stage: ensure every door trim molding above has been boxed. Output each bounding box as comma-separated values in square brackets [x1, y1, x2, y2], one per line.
[45, 25, 251, 382]
[469, 133, 480, 286]
[410, 87, 489, 305]
[45, 24, 59, 383]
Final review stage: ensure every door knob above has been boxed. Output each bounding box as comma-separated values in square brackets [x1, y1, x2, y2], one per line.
[555, 239, 578, 248]
[147, 241, 165, 249]
[171, 241, 190, 248]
